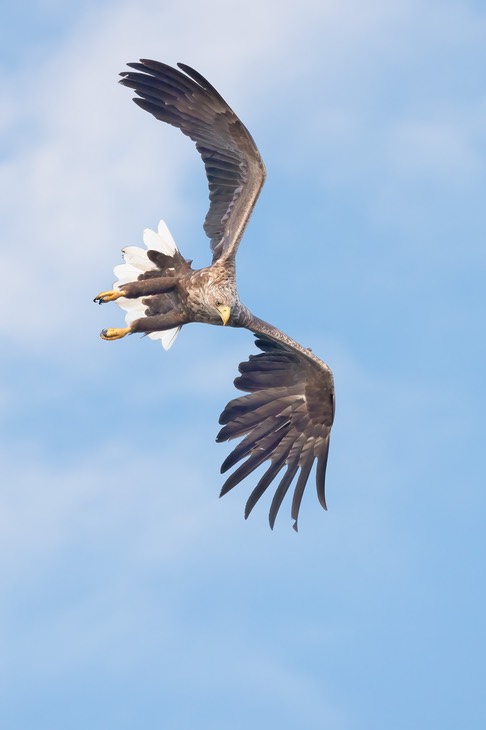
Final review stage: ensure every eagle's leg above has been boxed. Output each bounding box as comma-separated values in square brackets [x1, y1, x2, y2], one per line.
[94, 276, 178, 304]
[131, 311, 187, 333]
[100, 311, 186, 341]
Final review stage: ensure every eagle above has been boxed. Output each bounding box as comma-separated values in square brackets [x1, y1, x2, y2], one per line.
[95, 60, 335, 530]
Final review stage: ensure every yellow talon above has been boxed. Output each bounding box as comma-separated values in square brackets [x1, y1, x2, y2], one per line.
[94, 289, 124, 304]
[100, 327, 131, 340]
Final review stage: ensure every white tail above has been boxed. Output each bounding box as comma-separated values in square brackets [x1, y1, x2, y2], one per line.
[113, 219, 181, 350]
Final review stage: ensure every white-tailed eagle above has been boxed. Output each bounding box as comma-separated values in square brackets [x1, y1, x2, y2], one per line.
[95, 60, 335, 530]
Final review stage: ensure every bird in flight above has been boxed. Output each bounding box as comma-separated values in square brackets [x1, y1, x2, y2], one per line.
[95, 60, 335, 530]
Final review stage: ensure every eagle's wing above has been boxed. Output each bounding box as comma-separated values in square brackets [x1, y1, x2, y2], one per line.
[119, 60, 266, 263]
[217, 326, 335, 531]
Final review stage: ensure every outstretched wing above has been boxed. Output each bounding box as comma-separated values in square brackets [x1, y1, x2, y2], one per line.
[217, 331, 335, 531]
[119, 60, 266, 263]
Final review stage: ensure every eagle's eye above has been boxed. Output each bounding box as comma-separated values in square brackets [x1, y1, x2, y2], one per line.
[215, 300, 222, 307]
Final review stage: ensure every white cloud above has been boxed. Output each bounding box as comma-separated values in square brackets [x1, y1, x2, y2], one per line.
[7, 0, 485, 352]
[1, 0, 450, 346]
[1, 5, 484, 729]
[0, 440, 222, 581]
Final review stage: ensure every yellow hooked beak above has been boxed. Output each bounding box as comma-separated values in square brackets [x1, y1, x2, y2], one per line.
[217, 305, 231, 326]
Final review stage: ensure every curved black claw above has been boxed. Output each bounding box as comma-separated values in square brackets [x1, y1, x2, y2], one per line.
[94, 290, 123, 305]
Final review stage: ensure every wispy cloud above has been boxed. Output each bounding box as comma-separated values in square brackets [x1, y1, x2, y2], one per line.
[1, 3, 485, 727]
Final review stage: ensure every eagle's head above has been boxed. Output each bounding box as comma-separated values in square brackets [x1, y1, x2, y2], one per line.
[204, 273, 240, 326]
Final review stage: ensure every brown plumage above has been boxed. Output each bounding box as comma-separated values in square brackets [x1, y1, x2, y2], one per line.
[96, 60, 335, 530]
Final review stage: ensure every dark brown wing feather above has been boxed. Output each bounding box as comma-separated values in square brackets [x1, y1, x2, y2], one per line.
[119, 60, 266, 263]
[217, 334, 335, 531]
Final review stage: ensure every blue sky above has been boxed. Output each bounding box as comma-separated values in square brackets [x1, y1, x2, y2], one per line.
[1, 1, 485, 728]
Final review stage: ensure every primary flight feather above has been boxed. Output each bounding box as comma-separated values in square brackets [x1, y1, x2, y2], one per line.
[95, 60, 335, 530]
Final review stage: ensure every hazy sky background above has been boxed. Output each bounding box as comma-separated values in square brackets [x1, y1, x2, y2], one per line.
[1, 1, 485, 728]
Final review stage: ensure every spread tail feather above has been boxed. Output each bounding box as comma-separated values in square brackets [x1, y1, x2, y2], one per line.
[112, 219, 181, 351]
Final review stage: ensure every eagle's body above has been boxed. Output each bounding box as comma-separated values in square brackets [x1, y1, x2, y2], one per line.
[96, 60, 335, 530]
